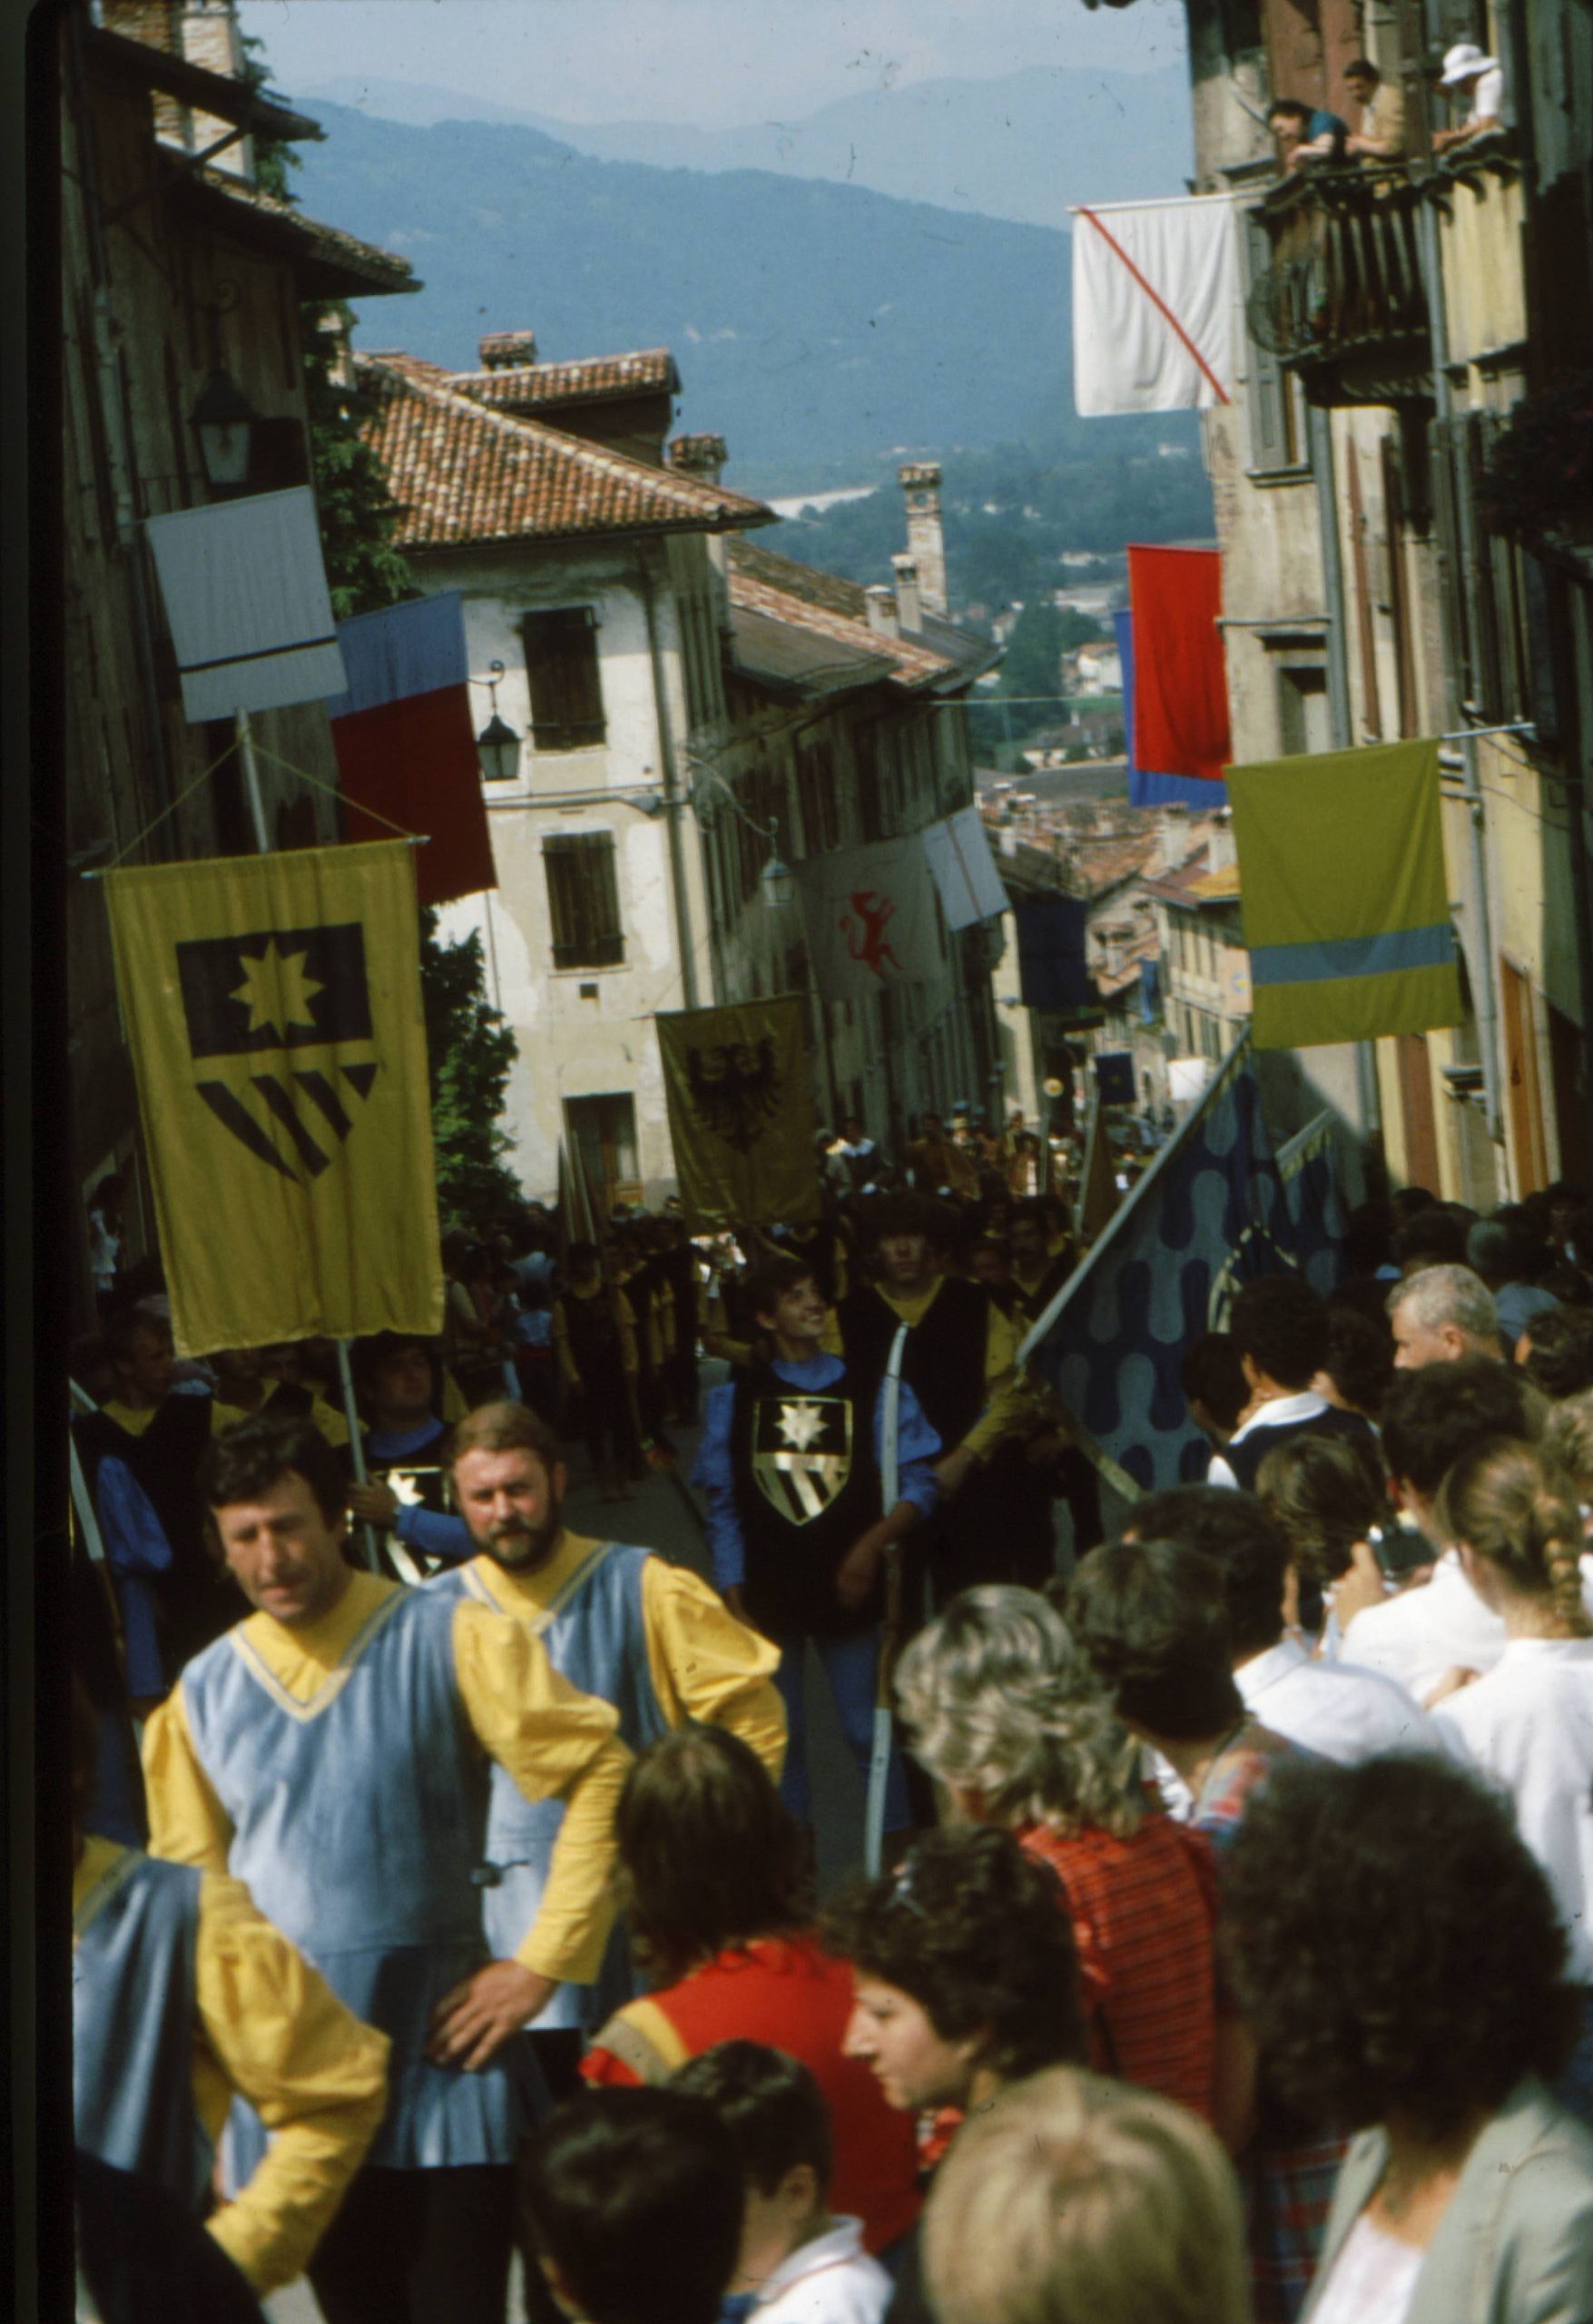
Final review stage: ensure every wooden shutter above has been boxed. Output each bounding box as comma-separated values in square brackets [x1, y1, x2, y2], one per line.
[522, 608, 605, 750]
[544, 833, 624, 967]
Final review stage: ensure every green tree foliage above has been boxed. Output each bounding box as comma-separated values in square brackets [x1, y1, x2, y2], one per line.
[303, 306, 417, 623]
[418, 908, 525, 1229]
[238, 34, 300, 205]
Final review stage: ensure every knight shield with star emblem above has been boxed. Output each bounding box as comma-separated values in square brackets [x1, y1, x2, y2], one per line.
[730, 1354, 887, 1640]
[103, 841, 443, 1354]
[752, 1393, 852, 1525]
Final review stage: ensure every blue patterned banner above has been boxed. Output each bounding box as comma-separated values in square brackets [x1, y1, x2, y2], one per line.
[1019, 1039, 1300, 1496]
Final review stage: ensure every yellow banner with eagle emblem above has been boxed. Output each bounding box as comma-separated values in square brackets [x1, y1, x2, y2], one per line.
[103, 841, 443, 1354]
[657, 997, 819, 1231]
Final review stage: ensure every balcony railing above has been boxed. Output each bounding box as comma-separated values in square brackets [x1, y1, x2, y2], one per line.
[1246, 164, 1431, 404]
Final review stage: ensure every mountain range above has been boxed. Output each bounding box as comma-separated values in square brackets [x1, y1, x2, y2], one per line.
[288, 96, 1197, 484]
[294, 64, 1195, 230]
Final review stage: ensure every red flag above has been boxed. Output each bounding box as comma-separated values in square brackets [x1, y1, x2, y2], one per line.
[328, 593, 497, 908]
[1126, 546, 1231, 787]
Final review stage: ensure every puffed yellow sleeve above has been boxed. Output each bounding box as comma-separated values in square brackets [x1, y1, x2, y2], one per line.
[616, 1291, 640, 1377]
[961, 1301, 1026, 1462]
[553, 1299, 582, 1388]
[451, 1602, 632, 1984]
[143, 1684, 234, 1875]
[192, 1872, 389, 2293]
[639, 1559, 786, 1784]
[310, 1393, 351, 1448]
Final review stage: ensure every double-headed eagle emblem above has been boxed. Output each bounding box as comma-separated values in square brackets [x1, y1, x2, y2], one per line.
[685, 1035, 784, 1154]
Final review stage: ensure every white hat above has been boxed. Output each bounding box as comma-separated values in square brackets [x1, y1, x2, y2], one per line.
[1441, 41, 1497, 85]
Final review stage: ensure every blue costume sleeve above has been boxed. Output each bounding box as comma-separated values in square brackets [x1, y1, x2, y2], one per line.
[393, 1504, 475, 1563]
[871, 1378, 941, 1520]
[691, 1381, 745, 1590]
[94, 1457, 174, 1575]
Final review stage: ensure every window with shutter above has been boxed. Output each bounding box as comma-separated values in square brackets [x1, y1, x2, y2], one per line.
[543, 833, 624, 969]
[521, 608, 605, 751]
[1242, 212, 1307, 478]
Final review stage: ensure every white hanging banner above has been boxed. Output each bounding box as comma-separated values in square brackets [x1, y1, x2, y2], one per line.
[1072, 192, 1244, 417]
[797, 835, 942, 1002]
[922, 807, 1009, 931]
[145, 486, 347, 723]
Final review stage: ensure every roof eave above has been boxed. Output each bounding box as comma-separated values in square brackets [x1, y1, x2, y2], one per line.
[166, 171, 419, 298]
[87, 26, 325, 143]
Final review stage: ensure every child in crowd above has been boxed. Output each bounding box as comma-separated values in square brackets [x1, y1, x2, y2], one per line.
[520, 2086, 742, 2324]
[673, 2043, 891, 2324]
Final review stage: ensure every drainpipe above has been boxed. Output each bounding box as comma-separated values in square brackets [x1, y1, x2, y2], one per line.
[1306, 406, 1353, 750]
[639, 552, 701, 1010]
[1304, 404, 1382, 1151]
[1416, 194, 1505, 1150]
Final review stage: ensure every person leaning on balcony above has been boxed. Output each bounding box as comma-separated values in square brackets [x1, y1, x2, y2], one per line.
[1431, 42, 1504, 153]
[1342, 58, 1411, 162]
[1268, 97, 1350, 174]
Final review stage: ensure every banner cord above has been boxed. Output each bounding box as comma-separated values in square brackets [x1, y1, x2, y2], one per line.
[88, 737, 243, 874]
[84, 735, 430, 877]
[245, 737, 429, 844]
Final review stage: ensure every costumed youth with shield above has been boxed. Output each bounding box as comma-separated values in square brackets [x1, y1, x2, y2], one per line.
[693, 1256, 939, 1852]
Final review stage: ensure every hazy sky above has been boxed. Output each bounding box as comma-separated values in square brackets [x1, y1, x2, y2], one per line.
[238, 0, 1188, 128]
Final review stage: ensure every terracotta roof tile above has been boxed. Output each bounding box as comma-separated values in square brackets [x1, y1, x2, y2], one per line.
[728, 537, 996, 684]
[449, 350, 681, 411]
[356, 353, 773, 550]
[728, 565, 958, 695]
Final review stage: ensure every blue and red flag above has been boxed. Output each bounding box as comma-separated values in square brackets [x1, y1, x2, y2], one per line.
[327, 593, 496, 909]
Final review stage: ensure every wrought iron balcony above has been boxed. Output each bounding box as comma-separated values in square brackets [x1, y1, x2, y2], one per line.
[1246, 165, 1431, 406]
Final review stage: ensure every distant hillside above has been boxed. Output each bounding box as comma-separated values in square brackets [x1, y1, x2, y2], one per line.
[291, 103, 1083, 468]
[300, 64, 1195, 229]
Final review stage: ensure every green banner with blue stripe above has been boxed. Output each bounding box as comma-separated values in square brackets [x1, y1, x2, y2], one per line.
[1226, 739, 1460, 1049]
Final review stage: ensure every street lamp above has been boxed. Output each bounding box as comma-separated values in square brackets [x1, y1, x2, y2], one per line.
[689, 766, 795, 909]
[476, 660, 521, 783]
[191, 367, 258, 491]
[760, 832, 796, 910]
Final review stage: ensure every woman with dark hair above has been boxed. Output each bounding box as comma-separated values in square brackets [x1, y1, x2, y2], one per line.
[822, 1826, 1086, 2324]
[1254, 1431, 1392, 1648]
[1223, 1755, 1593, 2323]
[581, 1727, 919, 2258]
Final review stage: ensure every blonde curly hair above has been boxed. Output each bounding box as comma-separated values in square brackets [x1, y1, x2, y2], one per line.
[895, 1585, 1145, 1837]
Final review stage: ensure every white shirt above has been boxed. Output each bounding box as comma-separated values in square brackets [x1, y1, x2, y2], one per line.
[752, 2218, 892, 2324]
[1206, 1390, 1331, 1491]
[1310, 2211, 1423, 2324]
[1235, 1637, 1461, 1768]
[1340, 1550, 1509, 1703]
[1433, 1639, 1593, 1980]
[1466, 64, 1504, 125]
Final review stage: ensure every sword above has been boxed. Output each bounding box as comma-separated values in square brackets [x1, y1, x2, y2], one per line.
[864, 1324, 910, 1876]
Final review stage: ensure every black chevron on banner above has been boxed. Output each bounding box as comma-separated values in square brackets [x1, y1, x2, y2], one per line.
[195, 1065, 378, 1181]
[253, 1076, 332, 1177]
[196, 1081, 299, 1180]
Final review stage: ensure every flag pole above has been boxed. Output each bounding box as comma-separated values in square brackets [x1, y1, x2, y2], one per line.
[235, 709, 271, 856]
[235, 706, 380, 1572]
[336, 1337, 383, 1574]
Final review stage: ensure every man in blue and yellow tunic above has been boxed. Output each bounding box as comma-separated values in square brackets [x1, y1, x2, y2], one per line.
[142, 1412, 632, 2324]
[73, 1680, 389, 2300]
[420, 1399, 785, 2098]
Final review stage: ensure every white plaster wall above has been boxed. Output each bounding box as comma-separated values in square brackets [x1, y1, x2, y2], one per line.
[418, 541, 697, 1206]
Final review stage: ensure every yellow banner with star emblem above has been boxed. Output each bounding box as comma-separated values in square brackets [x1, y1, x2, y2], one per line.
[657, 996, 820, 1231]
[103, 841, 443, 1354]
